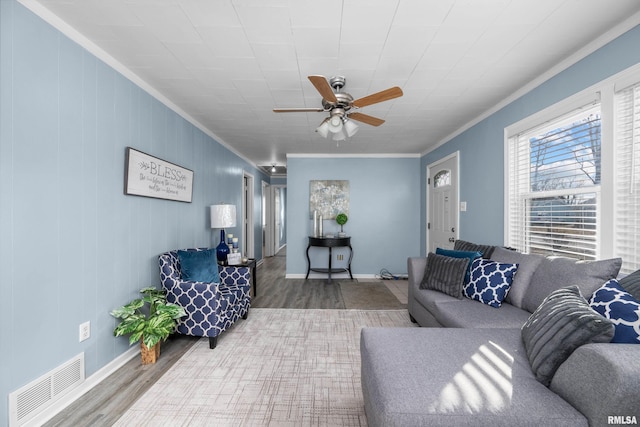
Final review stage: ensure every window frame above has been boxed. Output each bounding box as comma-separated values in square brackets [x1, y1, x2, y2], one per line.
[504, 63, 640, 272]
[507, 103, 602, 260]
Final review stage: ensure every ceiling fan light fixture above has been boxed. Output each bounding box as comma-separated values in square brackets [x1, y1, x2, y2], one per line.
[316, 118, 330, 138]
[328, 114, 343, 133]
[332, 129, 346, 141]
[343, 117, 359, 137]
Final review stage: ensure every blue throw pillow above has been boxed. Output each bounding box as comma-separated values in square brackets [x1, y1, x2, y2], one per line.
[463, 258, 518, 308]
[435, 248, 482, 284]
[177, 249, 220, 283]
[589, 279, 640, 344]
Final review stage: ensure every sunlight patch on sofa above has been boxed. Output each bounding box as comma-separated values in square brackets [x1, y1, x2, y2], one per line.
[428, 341, 514, 413]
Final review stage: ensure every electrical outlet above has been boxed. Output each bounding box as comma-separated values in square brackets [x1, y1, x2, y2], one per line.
[79, 321, 90, 342]
[337, 254, 344, 261]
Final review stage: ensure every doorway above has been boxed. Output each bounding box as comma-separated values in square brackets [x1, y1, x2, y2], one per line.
[243, 172, 255, 258]
[427, 152, 460, 253]
[261, 182, 285, 258]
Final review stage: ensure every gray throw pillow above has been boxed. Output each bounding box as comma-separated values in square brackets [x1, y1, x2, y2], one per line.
[619, 269, 640, 301]
[454, 239, 496, 258]
[522, 256, 622, 313]
[420, 252, 469, 299]
[490, 247, 544, 309]
[521, 285, 614, 387]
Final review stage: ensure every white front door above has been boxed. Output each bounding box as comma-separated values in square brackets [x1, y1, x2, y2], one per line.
[427, 152, 459, 253]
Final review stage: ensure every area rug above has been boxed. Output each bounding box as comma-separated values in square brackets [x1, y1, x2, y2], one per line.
[114, 308, 416, 426]
[339, 281, 407, 310]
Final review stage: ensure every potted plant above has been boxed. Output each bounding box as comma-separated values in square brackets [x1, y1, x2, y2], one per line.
[336, 213, 348, 237]
[111, 287, 186, 364]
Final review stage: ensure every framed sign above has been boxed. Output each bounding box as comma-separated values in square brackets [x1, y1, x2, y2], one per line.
[124, 147, 194, 203]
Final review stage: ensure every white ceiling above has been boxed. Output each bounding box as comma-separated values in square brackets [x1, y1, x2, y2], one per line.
[21, 0, 640, 171]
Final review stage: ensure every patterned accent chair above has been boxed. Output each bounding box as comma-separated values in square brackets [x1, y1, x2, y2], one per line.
[159, 248, 251, 349]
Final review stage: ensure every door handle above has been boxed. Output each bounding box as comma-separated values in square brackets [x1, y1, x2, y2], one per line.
[451, 227, 455, 232]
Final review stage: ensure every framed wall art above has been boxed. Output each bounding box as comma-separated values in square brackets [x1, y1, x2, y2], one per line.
[309, 180, 349, 219]
[124, 147, 194, 203]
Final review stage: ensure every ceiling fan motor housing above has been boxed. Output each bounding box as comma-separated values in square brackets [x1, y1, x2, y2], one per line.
[322, 93, 353, 111]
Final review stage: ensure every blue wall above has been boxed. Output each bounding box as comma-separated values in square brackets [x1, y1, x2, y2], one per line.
[420, 25, 640, 255]
[0, 2, 267, 423]
[287, 156, 421, 277]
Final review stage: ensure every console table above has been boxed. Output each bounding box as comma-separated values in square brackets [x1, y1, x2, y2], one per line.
[305, 236, 353, 283]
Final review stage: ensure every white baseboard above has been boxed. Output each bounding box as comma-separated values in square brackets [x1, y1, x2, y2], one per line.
[286, 273, 378, 280]
[24, 347, 139, 427]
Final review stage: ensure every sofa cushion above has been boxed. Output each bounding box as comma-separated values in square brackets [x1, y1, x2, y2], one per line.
[589, 279, 640, 344]
[522, 256, 622, 313]
[463, 258, 518, 308]
[413, 288, 460, 313]
[435, 247, 482, 284]
[619, 269, 640, 301]
[550, 343, 640, 426]
[431, 298, 533, 328]
[361, 327, 587, 427]
[454, 239, 496, 258]
[491, 247, 544, 309]
[521, 286, 615, 386]
[177, 249, 220, 283]
[420, 252, 469, 299]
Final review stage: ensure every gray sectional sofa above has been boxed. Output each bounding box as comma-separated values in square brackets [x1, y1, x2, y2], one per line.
[360, 242, 640, 426]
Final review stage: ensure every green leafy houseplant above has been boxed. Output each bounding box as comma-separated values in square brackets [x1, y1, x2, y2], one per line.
[111, 287, 186, 350]
[336, 213, 348, 233]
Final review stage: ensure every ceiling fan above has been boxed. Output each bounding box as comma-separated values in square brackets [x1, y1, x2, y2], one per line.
[273, 75, 403, 141]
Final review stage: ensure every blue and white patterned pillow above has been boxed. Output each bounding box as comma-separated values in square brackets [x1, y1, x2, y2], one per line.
[589, 279, 640, 344]
[463, 258, 518, 308]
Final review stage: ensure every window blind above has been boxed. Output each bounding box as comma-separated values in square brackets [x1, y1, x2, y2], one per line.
[614, 83, 640, 274]
[508, 106, 601, 259]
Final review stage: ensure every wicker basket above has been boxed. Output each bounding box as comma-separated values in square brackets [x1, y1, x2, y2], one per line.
[140, 340, 161, 365]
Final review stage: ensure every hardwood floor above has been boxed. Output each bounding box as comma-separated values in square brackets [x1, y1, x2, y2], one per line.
[252, 249, 347, 309]
[44, 247, 406, 426]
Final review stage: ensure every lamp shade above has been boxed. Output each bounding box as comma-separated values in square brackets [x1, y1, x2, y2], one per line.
[316, 118, 330, 138]
[210, 204, 236, 228]
[332, 129, 346, 141]
[343, 118, 359, 137]
[328, 115, 343, 133]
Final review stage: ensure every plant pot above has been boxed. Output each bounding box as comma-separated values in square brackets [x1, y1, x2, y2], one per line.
[140, 340, 161, 365]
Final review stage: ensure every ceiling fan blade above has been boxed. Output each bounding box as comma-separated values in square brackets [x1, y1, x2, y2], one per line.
[352, 86, 403, 108]
[348, 112, 385, 127]
[273, 107, 324, 113]
[308, 75, 338, 103]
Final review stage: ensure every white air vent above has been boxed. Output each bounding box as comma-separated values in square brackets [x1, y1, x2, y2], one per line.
[9, 353, 85, 426]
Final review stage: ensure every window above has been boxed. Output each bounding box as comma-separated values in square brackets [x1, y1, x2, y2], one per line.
[614, 82, 640, 273]
[508, 105, 601, 260]
[506, 65, 640, 274]
[434, 170, 451, 187]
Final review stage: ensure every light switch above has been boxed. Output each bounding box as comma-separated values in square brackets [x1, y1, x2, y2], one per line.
[460, 201, 467, 212]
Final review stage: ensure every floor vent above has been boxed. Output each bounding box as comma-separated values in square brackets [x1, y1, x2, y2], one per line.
[9, 353, 85, 426]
